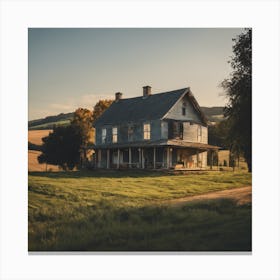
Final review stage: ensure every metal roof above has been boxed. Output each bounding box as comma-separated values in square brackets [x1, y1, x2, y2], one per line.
[93, 88, 189, 126]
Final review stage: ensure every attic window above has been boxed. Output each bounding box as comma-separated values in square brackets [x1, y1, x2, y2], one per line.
[182, 102, 186, 116]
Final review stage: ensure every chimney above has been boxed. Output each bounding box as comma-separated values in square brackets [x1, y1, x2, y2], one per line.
[115, 92, 123, 101]
[143, 86, 152, 97]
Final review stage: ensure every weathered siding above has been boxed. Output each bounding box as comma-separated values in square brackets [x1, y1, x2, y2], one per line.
[164, 95, 202, 123]
[201, 126, 208, 144]
[183, 122, 207, 143]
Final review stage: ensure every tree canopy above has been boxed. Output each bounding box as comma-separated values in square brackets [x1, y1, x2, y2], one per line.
[221, 29, 252, 172]
[92, 99, 113, 122]
[37, 100, 113, 170]
[38, 125, 82, 170]
[38, 108, 94, 170]
[71, 108, 94, 146]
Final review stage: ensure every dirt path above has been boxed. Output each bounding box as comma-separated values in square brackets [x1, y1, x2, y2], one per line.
[166, 186, 252, 207]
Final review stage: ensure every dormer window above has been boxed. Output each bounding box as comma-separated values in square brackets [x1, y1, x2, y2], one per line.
[143, 123, 151, 140]
[112, 127, 118, 143]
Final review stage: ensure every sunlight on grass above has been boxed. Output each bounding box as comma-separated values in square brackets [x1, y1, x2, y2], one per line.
[28, 170, 251, 251]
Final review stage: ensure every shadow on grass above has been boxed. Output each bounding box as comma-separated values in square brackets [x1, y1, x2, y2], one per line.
[28, 169, 176, 179]
[29, 198, 252, 252]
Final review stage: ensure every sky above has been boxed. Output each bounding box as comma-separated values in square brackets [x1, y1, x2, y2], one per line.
[28, 28, 243, 120]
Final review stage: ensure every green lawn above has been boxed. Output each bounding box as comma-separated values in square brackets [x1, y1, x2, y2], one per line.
[28, 170, 252, 251]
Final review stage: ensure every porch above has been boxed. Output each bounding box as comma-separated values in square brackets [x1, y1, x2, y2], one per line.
[93, 141, 219, 170]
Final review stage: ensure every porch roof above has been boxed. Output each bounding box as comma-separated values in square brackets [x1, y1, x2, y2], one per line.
[90, 140, 219, 151]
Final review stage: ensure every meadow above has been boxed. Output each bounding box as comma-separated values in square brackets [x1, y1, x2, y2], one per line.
[28, 170, 252, 251]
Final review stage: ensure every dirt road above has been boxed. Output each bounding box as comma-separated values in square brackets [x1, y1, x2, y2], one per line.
[167, 186, 252, 207]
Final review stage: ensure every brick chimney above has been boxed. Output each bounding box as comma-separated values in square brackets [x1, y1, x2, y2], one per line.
[143, 86, 151, 97]
[115, 92, 123, 101]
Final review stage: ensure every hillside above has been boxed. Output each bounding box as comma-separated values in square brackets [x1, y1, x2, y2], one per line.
[200, 106, 224, 122]
[28, 112, 73, 130]
[28, 106, 224, 130]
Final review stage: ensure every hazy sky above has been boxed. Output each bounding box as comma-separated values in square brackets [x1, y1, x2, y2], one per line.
[28, 28, 243, 120]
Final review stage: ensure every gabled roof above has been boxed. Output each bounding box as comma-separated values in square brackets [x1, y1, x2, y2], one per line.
[93, 87, 207, 126]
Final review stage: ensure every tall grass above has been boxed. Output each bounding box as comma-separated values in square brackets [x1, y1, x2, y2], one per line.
[28, 170, 251, 251]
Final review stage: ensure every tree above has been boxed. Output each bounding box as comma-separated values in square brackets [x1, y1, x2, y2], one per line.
[38, 108, 94, 170]
[38, 125, 82, 170]
[221, 29, 252, 172]
[71, 108, 94, 146]
[38, 102, 114, 171]
[208, 120, 230, 148]
[92, 99, 113, 122]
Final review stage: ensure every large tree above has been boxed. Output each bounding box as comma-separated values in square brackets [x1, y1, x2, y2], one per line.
[38, 101, 114, 171]
[38, 125, 82, 170]
[71, 108, 94, 146]
[38, 108, 94, 170]
[92, 99, 113, 122]
[221, 29, 252, 172]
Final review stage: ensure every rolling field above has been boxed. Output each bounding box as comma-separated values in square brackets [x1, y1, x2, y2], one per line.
[28, 150, 60, 172]
[29, 170, 252, 251]
[28, 129, 52, 145]
[28, 130, 60, 171]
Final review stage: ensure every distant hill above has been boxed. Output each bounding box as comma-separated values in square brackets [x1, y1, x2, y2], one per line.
[200, 106, 224, 123]
[28, 106, 225, 130]
[28, 112, 74, 130]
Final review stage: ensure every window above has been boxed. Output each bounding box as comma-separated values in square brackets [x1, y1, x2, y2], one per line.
[102, 128, 106, 143]
[112, 127, 118, 143]
[171, 121, 183, 139]
[143, 123, 151, 140]
[182, 102, 186, 116]
[128, 125, 133, 141]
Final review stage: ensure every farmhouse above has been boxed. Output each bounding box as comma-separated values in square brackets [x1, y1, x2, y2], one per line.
[93, 86, 218, 169]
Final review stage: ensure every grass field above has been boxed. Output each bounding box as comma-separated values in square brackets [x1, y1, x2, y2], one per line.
[28, 170, 252, 251]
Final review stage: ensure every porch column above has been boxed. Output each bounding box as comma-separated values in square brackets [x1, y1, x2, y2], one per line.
[217, 150, 219, 170]
[138, 148, 141, 168]
[98, 149, 101, 168]
[94, 149, 97, 168]
[142, 148, 145, 169]
[129, 147, 132, 168]
[196, 150, 199, 168]
[107, 149, 110, 169]
[166, 147, 170, 169]
[117, 148, 120, 169]
[153, 147, 156, 169]
[210, 150, 213, 170]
